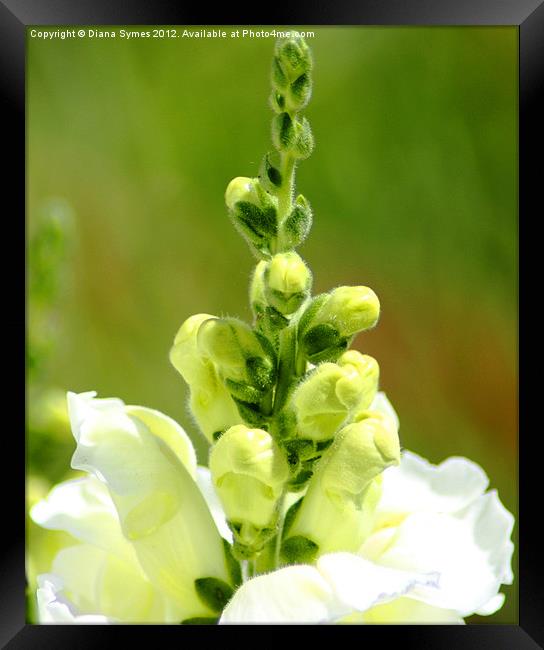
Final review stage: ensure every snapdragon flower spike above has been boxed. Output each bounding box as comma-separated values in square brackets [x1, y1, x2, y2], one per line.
[210, 424, 289, 560]
[31, 35, 515, 626]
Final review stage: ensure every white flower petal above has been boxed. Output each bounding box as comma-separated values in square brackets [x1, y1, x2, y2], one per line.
[455, 489, 515, 587]
[125, 405, 197, 479]
[359, 597, 465, 624]
[316, 553, 439, 617]
[367, 491, 514, 617]
[377, 451, 489, 526]
[474, 593, 505, 616]
[220, 553, 439, 623]
[67, 391, 231, 618]
[37, 574, 110, 623]
[196, 466, 232, 543]
[30, 476, 129, 560]
[51, 544, 181, 622]
[220, 565, 335, 623]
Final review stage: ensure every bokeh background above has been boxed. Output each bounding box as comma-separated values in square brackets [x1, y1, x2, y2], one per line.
[27, 26, 517, 623]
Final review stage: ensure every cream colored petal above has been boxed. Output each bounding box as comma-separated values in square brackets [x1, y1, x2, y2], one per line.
[67, 391, 231, 619]
[36, 574, 111, 623]
[52, 544, 182, 622]
[220, 552, 438, 624]
[220, 565, 335, 623]
[376, 450, 489, 527]
[195, 466, 232, 542]
[30, 476, 129, 561]
[125, 405, 197, 479]
[316, 553, 439, 617]
[359, 597, 464, 624]
[367, 491, 514, 617]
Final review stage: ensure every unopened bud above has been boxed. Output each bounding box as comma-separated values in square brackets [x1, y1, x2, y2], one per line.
[169, 314, 241, 442]
[292, 116, 314, 160]
[290, 352, 378, 442]
[210, 425, 289, 557]
[281, 194, 313, 249]
[282, 416, 399, 556]
[264, 252, 312, 315]
[319, 286, 380, 337]
[275, 36, 312, 79]
[198, 317, 276, 401]
[272, 112, 295, 152]
[258, 152, 283, 192]
[336, 350, 379, 413]
[225, 177, 278, 256]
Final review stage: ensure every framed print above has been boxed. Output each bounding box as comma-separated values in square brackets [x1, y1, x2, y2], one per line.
[2, 0, 540, 646]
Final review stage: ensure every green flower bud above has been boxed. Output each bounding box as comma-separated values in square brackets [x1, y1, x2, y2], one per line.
[169, 314, 241, 442]
[264, 252, 312, 315]
[272, 112, 295, 152]
[287, 72, 312, 111]
[281, 194, 313, 249]
[272, 113, 314, 159]
[269, 90, 287, 114]
[271, 55, 288, 91]
[197, 317, 276, 401]
[225, 177, 278, 256]
[317, 286, 380, 337]
[275, 36, 312, 79]
[291, 116, 314, 160]
[290, 351, 379, 442]
[210, 425, 289, 556]
[258, 152, 283, 192]
[282, 415, 400, 556]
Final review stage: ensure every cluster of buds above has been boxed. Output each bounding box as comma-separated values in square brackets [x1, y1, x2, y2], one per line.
[170, 36, 399, 565]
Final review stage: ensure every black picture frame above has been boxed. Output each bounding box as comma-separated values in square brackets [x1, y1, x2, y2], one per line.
[4, 0, 539, 647]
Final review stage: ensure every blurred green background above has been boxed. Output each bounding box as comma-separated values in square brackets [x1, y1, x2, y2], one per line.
[27, 26, 517, 623]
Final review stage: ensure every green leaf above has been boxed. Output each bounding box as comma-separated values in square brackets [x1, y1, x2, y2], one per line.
[281, 535, 319, 564]
[194, 577, 234, 613]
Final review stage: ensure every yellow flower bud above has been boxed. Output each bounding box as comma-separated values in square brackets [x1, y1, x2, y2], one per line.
[282, 416, 400, 557]
[169, 314, 241, 442]
[210, 425, 289, 556]
[319, 286, 380, 337]
[225, 177, 278, 257]
[170, 313, 215, 383]
[264, 252, 312, 315]
[225, 177, 259, 212]
[336, 350, 379, 412]
[198, 318, 276, 401]
[291, 352, 379, 442]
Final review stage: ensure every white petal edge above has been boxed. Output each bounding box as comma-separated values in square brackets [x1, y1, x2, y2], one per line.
[195, 466, 232, 543]
[220, 552, 439, 624]
[30, 475, 130, 561]
[367, 490, 514, 617]
[219, 564, 335, 623]
[37, 574, 111, 624]
[376, 450, 490, 525]
[126, 405, 197, 479]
